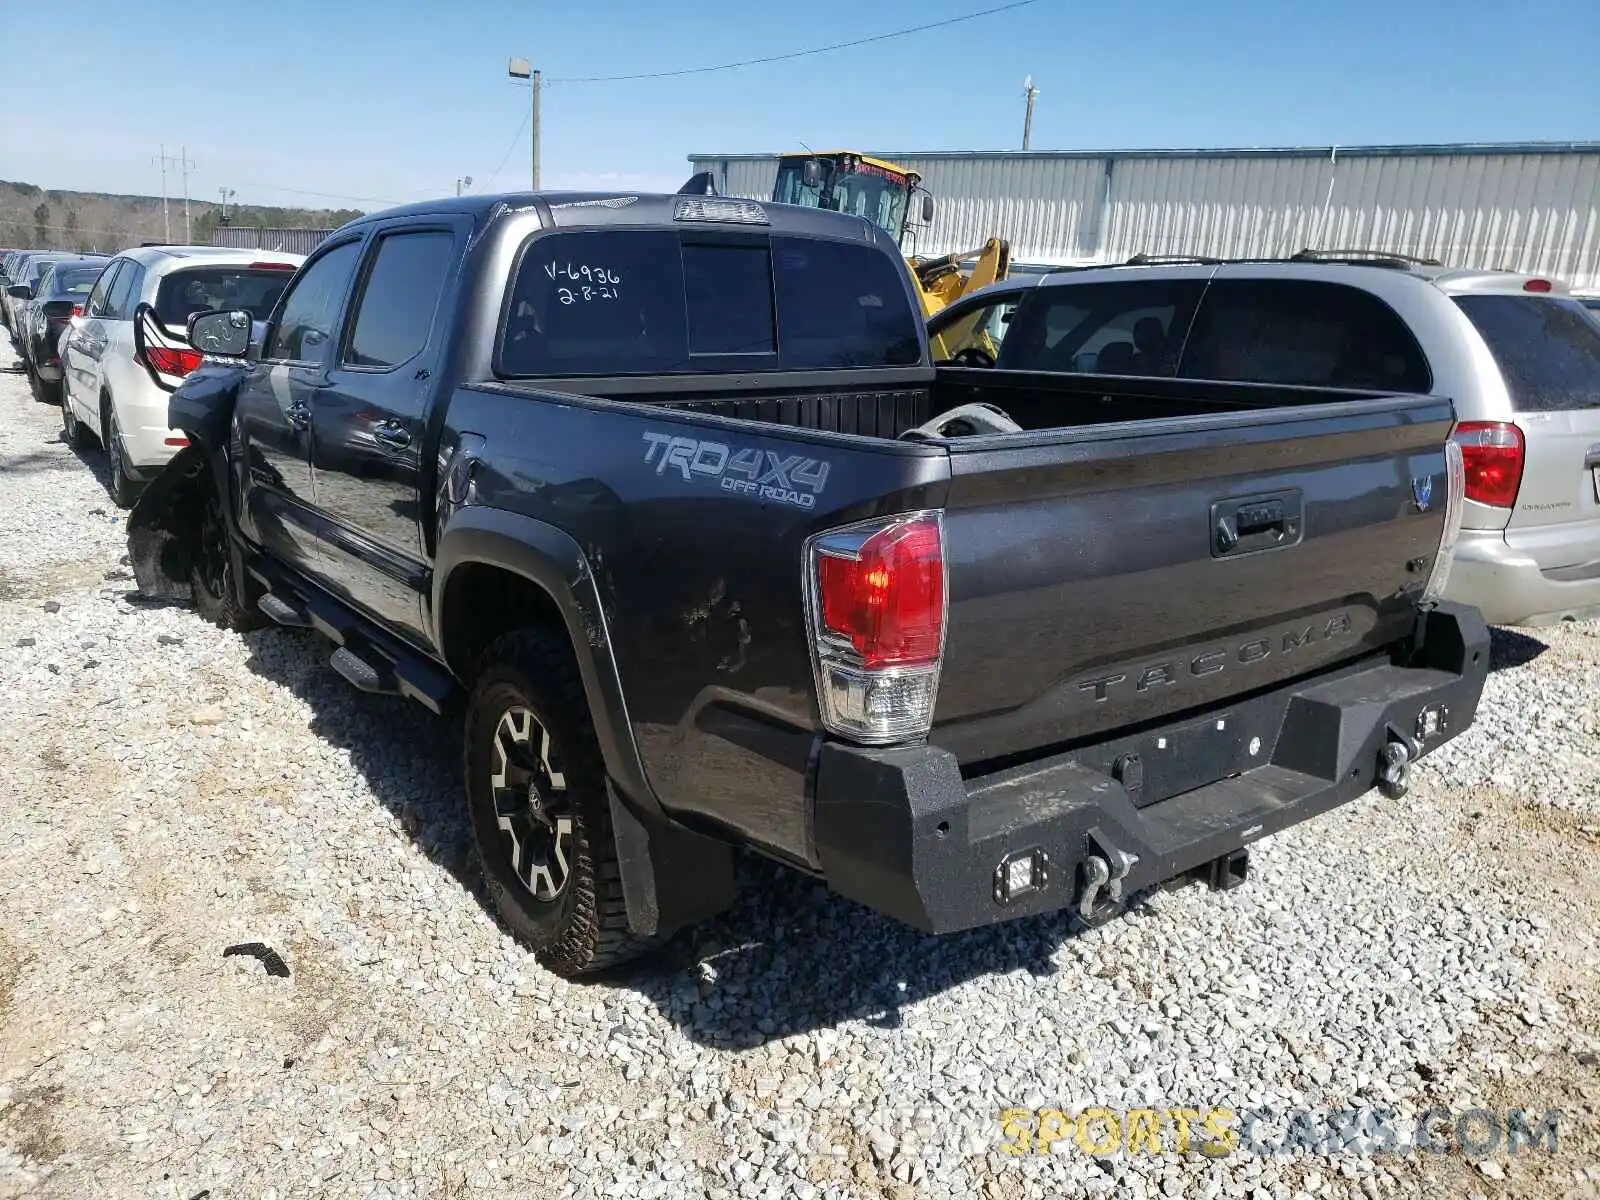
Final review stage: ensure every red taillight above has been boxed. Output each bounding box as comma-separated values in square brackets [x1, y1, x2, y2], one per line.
[164, 435, 189, 447]
[817, 519, 944, 669]
[250, 261, 297, 271]
[143, 346, 204, 376]
[1523, 279, 1553, 293]
[1451, 421, 1524, 508]
[807, 512, 947, 744]
[70, 304, 82, 317]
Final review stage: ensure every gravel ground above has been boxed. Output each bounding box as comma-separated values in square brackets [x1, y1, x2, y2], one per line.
[0, 358, 1597, 1200]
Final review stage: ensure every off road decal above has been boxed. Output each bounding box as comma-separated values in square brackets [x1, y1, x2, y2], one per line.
[641, 432, 830, 510]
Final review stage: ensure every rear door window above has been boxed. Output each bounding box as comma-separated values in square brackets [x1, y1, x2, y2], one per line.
[497, 230, 920, 377]
[1453, 294, 1600, 412]
[344, 231, 455, 369]
[1180, 279, 1432, 392]
[998, 280, 1206, 375]
[155, 266, 295, 330]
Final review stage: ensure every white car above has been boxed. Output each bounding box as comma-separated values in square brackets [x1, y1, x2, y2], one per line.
[61, 245, 304, 504]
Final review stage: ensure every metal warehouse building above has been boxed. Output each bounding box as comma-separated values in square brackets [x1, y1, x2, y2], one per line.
[688, 142, 1600, 290]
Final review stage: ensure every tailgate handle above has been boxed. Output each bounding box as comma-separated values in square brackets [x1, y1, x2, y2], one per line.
[1584, 443, 1600, 469]
[1212, 490, 1304, 558]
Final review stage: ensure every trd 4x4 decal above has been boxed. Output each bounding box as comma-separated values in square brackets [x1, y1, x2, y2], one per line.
[642, 432, 830, 510]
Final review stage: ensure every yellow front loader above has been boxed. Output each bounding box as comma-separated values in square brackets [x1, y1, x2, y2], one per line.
[768, 151, 1011, 318]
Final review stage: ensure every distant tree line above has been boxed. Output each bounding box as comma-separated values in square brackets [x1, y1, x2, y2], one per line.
[0, 178, 362, 252]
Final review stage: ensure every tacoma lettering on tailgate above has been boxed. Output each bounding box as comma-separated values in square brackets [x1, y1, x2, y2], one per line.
[1073, 613, 1357, 704]
[642, 431, 830, 510]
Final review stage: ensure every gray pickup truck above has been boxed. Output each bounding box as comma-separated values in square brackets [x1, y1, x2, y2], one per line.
[128, 191, 1489, 976]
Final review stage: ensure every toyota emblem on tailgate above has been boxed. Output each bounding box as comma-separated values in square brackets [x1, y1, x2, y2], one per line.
[1412, 475, 1434, 512]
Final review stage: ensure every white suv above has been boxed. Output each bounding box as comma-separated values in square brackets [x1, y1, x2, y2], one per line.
[60, 245, 303, 504]
[928, 253, 1600, 628]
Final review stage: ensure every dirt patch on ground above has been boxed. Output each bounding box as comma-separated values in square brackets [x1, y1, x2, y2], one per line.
[0, 1083, 65, 1168]
[1390, 783, 1600, 1198]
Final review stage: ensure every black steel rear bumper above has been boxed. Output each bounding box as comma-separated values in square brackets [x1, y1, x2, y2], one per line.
[812, 603, 1489, 935]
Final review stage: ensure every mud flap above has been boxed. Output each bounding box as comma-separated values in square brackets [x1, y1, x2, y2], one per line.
[126, 446, 212, 603]
[606, 781, 736, 937]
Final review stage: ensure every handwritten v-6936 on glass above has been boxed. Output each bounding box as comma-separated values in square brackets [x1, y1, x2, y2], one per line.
[545, 261, 622, 305]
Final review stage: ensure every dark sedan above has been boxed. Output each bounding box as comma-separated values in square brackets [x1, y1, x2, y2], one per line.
[3, 252, 68, 346]
[16, 257, 109, 402]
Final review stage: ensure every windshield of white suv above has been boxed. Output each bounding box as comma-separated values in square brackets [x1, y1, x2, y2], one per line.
[1454, 294, 1600, 411]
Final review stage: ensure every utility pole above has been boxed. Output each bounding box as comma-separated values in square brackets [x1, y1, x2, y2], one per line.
[180, 146, 196, 241]
[1022, 76, 1039, 151]
[157, 144, 171, 241]
[508, 58, 541, 190]
[532, 70, 541, 190]
[218, 187, 236, 226]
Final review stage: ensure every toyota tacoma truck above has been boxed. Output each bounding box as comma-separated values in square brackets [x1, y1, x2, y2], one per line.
[127, 191, 1489, 977]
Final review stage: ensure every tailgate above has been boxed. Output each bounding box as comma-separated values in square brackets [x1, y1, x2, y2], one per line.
[931, 394, 1454, 765]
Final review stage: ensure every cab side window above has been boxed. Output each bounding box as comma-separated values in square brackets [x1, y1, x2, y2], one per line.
[265, 240, 362, 364]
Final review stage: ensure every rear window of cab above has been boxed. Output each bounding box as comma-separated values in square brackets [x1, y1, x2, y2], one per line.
[496, 230, 922, 377]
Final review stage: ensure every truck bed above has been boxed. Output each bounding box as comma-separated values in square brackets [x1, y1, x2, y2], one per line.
[614, 367, 1397, 439]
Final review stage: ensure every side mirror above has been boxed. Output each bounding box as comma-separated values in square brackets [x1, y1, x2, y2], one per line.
[801, 158, 824, 189]
[6, 284, 31, 301]
[188, 308, 252, 357]
[921, 193, 936, 224]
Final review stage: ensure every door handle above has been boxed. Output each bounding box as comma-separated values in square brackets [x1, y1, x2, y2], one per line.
[372, 420, 412, 450]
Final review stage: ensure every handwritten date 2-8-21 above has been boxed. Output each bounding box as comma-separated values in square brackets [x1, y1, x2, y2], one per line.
[545, 261, 622, 305]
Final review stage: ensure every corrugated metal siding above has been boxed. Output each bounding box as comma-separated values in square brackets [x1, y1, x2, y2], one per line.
[690, 147, 1600, 289]
[211, 227, 332, 254]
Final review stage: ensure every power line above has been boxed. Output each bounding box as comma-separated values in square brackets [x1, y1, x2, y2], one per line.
[228, 180, 406, 207]
[481, 110, 533, 192]
[548, 0, 1046, 83]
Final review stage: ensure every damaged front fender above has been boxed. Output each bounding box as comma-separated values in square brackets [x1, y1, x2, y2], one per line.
[126, 359, 247, 603]
[126, 446, 214, 602]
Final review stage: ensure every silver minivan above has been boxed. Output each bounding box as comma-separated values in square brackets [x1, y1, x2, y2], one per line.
[927, 255, 1600, 627]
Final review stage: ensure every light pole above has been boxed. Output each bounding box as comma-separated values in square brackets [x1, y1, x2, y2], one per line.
[509, 57, 541, 190]
[456, 175, 473, 196]
[1022, 76, 1039, 151]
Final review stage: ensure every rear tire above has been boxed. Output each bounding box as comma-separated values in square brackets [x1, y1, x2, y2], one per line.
[60, 394, 87, 450]
[463, 627, 650, 977]
[25, 357, 56, 404]
[103, 399, 138, 508]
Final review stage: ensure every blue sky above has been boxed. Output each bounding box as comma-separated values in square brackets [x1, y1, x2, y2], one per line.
[3, 0, 1596, 211]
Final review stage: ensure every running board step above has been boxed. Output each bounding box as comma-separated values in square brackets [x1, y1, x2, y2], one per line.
[329, 647, 399, 695]
[257, 593, 313, 628]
